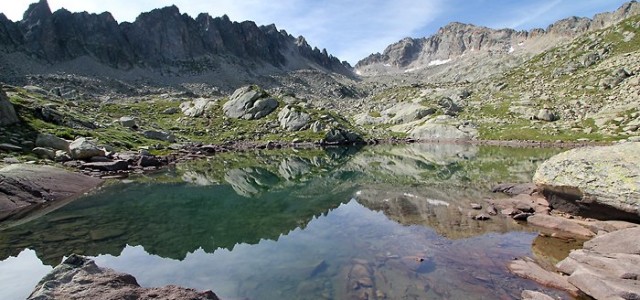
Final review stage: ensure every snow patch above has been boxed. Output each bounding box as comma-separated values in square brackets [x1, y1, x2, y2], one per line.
[518, 42, 524, 46]
[508, 46, 515, 53]
[428, 59, 451, 66]
[383, 63, 391, 67]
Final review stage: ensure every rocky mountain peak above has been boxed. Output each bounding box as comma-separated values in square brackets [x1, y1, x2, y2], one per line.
[0, 1, 354, 89]
[355, 1, 640, 78]
[22, 0, 52, 23]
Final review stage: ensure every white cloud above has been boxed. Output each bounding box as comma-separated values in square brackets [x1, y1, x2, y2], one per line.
[488, 0, 562, 29]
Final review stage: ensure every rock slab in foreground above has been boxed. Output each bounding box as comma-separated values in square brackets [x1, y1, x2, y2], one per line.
[556, 226, 640, 300]
[0, 164, 103, 216]
[28, 254, 219, 300]
[533, 142, 640, 221]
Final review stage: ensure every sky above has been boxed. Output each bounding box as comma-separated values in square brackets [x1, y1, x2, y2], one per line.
[0, 0, 632, 64]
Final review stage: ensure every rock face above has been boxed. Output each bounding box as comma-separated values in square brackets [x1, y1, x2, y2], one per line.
[355, 2, 640, 76]
[278, 106, 310, 131]
[533, 142, 640, 221]
[0, 0, 352, 83]
[0, 87, 19, 126]
[28, 254, 219, 300]
[0, 164, 103, 219]
[556, 226, 640, 300]
[223, 86, 278, 120]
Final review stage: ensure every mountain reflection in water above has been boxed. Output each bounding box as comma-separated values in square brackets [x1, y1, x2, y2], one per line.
[0, 144, 568, 299]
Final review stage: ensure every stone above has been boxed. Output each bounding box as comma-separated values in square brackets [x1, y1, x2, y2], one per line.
[0, 143, 22, 152]
[55, 150, 71, 162]
[69, 137, 105, 160]
[223, 86, 278, 120]
[508, 257, 579, 296]
[0, 164, 103, 217]
[470, 203, 482, 210]
[535, 108, 558, 122]
[521, 290, 556, 300]
[161, 107, 180, 114]
[35, 133, 70, 151]
[277, 106, 311, 131]
[527, 214, 595, 239]
[180, 98, 217, 117]
[324, 129, 363, 144]
[491, 183, 537, 195]
[138, 156, 162, 167]
[28, 255, 219, 300]
[0, 87, 19, 126]
[119, 116, 137, 128]
[82, 160, 129, 172]
[582, 226, 640, 255]
[32, 147, 56, 160]
[533, 143, 640, 222]
[143, 130, 176, 142]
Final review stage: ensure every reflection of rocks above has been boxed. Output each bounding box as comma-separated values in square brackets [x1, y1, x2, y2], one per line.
[355, 187, 526, 239]
[28, 254, 219, 300]
[278, 157, 312, 181]
[224, 167, 280, 197]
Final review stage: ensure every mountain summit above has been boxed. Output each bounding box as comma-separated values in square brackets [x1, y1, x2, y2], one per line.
[355, 1, 640, 79]
[0, 0, 353, 91]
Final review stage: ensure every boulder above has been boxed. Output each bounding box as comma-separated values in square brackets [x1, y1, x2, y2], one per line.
[437, 97, 462, 116]
[521, 290, 556, 300]
[28, 254, 219, 300]
[161, 107, 180, 115]
[222, 86, 278, 120]
[0, 164, 103, 218]
[180, 98, 217, 118]
[324, 128, 363, 144]
[0, 87, 19, 126]
[533, 142, 640, 222]
[535, 108, 558, 122]
[143, 130, 176, 142]
[69, 138, 105, 160]
[119, 116, 137, 128]
[0, 143, 22, 152]
[35, 133, 70, 151]
[278, 106, 310, 131]
[32, 147, 56, 160]
[81, 161, 129, 172]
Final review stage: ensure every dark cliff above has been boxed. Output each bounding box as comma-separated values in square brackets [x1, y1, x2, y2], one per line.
[0, 0, 352, 79]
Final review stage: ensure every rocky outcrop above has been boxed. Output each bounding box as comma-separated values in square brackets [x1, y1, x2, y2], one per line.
[28, 254, 219, 300]
[0, 0, 352, 83]
[533, 142, 640, 222]
[223, 86, 278, 120]
[0, 164, 103, 220]
[143, 130, 176, 142]
[355, 2, 640, 76]
[0, 87, 19, 126]
[35, 133, 70, 151]
[401, 116, 478, 141]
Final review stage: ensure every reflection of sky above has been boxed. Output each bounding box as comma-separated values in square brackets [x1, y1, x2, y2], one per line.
[0, 249, 52, 300]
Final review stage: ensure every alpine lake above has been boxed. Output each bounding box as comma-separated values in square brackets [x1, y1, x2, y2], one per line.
[0, 143, 581, 299]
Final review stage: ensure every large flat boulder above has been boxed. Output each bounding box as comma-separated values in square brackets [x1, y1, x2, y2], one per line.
[223, 86, 278, 120]
[28, 254, 219, 300]
[533, 142, 640, 221]
[0, 164, 103, 220]
[556, 227, 640, 299]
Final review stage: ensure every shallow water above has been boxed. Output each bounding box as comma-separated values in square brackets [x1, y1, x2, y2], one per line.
[0, 143, 572, 299]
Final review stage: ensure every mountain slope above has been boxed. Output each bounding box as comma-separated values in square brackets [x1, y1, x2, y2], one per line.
[355, 1, 640, 82]
[0, 0, 353, 95]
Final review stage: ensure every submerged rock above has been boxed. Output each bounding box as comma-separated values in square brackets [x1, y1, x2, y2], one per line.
[28, 254, 219, 300]
[533, 142, 640, 222]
